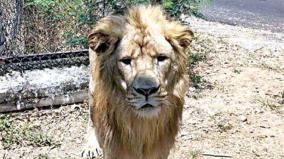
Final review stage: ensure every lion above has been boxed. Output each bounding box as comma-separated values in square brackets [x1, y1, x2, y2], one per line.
[81, 5, 193, 159]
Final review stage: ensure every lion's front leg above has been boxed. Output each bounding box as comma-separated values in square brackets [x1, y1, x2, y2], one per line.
[81, 118, 103, 158]
[82, 92, 103, 158]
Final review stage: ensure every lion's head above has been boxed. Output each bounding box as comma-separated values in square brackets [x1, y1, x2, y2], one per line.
[89, 6, 193, 118]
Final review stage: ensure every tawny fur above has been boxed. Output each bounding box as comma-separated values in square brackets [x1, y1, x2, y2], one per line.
[88, 6, 193, 159]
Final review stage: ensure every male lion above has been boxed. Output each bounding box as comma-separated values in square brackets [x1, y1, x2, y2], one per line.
[82, 5, 193, 159]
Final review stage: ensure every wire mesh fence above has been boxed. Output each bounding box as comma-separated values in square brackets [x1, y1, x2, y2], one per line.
[0, 0, 210, 75]
[0, 0, 128, 74]
[0, 0, 111, 74]
[0, 0, 142, 57]
[1, 0, 99, 57]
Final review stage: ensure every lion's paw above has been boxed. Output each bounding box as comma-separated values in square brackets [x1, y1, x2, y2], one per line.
[81, 144, 103, 159]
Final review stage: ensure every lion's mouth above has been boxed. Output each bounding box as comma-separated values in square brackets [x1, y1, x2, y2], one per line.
[139, 104, 154, 109]
[134, 103, 161, 117]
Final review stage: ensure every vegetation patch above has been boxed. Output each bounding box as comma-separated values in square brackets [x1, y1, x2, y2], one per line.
[217, 122, 233, 132]
[19, 0, 211, 53]
[191, 74, 206, 89]
[257, 98, 283, 114]
[189, 150, 202, 159]
[0, 116, 58, 149]
[189, 52, 207, 65]
[256, 91, 284, 114]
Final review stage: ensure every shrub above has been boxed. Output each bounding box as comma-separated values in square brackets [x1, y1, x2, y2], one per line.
[22, 0, 211, 52]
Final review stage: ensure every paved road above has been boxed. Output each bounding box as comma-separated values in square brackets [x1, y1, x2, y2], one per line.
[201, 0, 284, 32]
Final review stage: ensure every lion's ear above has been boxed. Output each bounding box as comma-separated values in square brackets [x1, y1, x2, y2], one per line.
[165, 25, 194, 50]
[88, 31, 119, 55]
[176, 29, 194, 49]
[88, 16, 125, 55]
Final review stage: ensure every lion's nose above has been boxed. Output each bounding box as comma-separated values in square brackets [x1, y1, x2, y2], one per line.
[134, 85, 160, 96]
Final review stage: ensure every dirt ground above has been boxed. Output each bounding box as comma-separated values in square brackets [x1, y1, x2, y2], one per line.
[0, 17, 283, 159]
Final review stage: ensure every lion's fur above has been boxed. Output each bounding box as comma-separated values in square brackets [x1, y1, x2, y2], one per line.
[88, 6, 193, 159]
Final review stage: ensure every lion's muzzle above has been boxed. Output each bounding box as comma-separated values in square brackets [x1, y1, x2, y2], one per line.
[129, 70, 164, 112]
[133, 85, 160, 100]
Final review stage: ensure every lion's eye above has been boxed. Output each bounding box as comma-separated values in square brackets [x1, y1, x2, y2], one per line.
[120, 57, 132, 65]
[157, 55, 168, 62]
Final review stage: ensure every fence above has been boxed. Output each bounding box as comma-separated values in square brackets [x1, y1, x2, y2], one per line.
[0, 0, 99, 112]
[0, 0, 206, 56]
[0, 0, 123, 75]
[0, 0, 208, 112]
[0, 0, 157, 74]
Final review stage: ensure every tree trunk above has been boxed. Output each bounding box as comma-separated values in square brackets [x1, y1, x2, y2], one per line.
[0, 10, 5, 55]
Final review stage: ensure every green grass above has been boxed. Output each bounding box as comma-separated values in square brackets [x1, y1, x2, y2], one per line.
[189, 150, 201, 159]
[191, 74, 206, 89]
[0, 116, 57, 149]
[189, 52, 207, 65]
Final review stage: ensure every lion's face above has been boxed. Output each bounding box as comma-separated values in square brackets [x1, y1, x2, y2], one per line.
[89, 6, 193, 117]
[115, 29, 175, 116]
